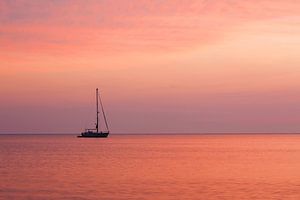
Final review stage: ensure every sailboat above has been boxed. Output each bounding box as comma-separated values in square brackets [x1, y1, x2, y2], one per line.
[78, 88, 110, 138]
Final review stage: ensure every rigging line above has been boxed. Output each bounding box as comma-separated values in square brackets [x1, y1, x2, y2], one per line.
[99, 91, 110, 132]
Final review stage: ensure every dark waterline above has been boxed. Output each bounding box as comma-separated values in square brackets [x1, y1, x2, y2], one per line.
[1, 132, 300, 135]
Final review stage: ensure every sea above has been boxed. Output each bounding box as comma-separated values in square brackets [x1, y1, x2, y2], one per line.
[0, 134, 300, 200]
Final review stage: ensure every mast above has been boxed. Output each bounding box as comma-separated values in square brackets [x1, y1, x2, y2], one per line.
[96, 88, 99, 133]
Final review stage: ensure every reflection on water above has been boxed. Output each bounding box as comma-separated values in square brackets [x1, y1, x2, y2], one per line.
[1, 134, 300, 199]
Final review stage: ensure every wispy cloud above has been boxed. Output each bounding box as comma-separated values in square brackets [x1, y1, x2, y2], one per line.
[1, 0, 299, 55]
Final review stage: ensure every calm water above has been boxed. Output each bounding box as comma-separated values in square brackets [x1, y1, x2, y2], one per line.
[1, 134, 300, 200]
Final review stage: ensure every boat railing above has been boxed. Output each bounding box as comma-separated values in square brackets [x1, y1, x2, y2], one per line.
[85, 128, 97, 132]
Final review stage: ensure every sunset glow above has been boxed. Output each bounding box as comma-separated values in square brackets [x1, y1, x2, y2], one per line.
[1, 0, 300, 133]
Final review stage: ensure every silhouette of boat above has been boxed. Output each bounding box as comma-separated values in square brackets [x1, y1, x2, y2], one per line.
[78, 88, 110, 138]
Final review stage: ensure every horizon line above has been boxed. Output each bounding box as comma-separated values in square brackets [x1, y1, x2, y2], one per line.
[1, 132, 300, 135]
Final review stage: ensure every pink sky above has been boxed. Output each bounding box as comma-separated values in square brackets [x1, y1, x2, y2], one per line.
[1, 0, 300, 133]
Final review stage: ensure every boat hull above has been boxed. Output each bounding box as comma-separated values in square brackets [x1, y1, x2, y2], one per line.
[77, 131, 109, 138]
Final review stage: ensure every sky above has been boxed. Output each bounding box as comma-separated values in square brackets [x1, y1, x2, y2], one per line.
[1, 0, 300, 134]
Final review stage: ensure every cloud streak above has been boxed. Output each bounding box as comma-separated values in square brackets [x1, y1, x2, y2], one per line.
[1, 0, 300, 55]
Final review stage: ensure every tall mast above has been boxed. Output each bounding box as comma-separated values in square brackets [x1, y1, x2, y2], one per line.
[96, 88, 99, 133]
